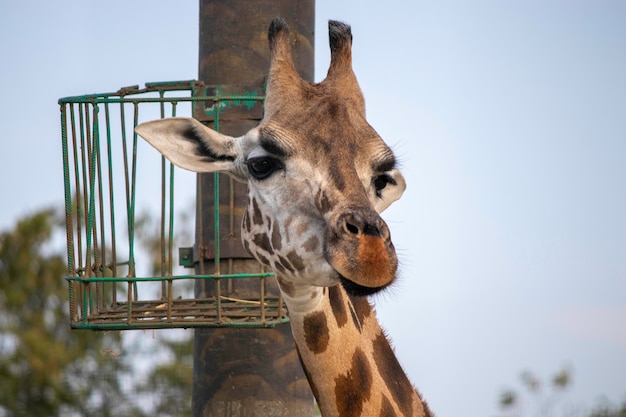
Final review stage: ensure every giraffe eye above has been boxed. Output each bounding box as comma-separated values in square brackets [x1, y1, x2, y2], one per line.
[373, 174, 396, 198]
[246, 156, 283, 180]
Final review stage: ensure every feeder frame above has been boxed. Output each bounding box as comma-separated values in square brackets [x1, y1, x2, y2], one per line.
[59, 80, 288, 330]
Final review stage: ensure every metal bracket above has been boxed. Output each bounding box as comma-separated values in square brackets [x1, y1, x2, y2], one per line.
[179, 239, 254, 268]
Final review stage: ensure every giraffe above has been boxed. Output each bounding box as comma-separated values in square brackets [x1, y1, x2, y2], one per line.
[136, 18, 433, 417]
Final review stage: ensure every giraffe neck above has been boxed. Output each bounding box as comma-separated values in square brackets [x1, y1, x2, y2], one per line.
[277, 278, 431, 417]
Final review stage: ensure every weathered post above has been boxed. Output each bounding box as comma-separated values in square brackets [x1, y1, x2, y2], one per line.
[193, 1, 315, 416]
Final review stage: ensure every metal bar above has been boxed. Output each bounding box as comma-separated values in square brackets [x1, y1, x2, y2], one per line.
[168, 102, 177, 278]
[196, 174, 205, 277]
[64, 272, 275, 282]
[84, 104, 95, 279]
[130, 103, 140, 298]
[275, 263, 284, 320]
[59, 95, 265, 105]
[129, 104, 139, 284]
[69, 318, 290, 331]
[69, 104, 82, 273]
[95, 103, 106, 312]
[213, 100, 222, 322]
[60, 104, 74, 275]
[160, 91, 167, 298]
[167, 278, 173, 322]
[144, 80, 196, 89]
[83, 103, 97, 320]
[127, 281, 133, 324]
[167, 102, 177, 321]
[74, 103, 88, 324]
[93, 102, 106, 313]
[120, 101, 132, 279]
[96, 103, 105, 270]
[104, 101, 118, 304]
[78, 103, 89, 279]
[88, 104, 102, 314]
[213, 171, 221, 268]
[58, 80, 196, 103]
[69, 104, 83, 322]
[260, 276, 266, 325]
[226, 141, 235, 292]
[60, 103, 78, 322]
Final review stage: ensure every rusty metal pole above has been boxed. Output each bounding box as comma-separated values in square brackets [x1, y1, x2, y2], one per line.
[193, 1, 315, 416]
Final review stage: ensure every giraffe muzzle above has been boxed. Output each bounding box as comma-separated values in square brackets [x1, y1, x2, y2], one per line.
[327, 211, 398, 295]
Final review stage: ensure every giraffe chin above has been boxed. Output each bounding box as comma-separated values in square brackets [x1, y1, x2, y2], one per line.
[339, 274, 392, 296]
[327, 233, 398, 296]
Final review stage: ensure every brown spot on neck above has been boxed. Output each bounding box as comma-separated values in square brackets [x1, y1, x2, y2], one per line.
[277, 254, 294, 273]
[265, 215, 272, 231]
[251, 197, 264, 226]
[273, 260, 287, 274]
[271, 223, 282, 251]
[334, 347, 372, 417]
[252, 233, 273, 255]
[302, 235, 319, 252]
[328, 285, 348, 328]
[347, 293, 372, 325]
[286, 250, 305, 271]
[372, 332, 416, 417]
[303, 311, 330, 354]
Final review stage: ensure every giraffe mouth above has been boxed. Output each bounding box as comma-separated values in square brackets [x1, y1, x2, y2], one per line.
[338, 274, 393, 296]
[326, 222, 398, 296]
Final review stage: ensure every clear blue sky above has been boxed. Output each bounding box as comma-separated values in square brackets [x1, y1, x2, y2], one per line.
[1, 1, 625, 416]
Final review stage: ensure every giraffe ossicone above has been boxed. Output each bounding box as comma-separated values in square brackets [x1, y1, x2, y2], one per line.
[136, 17, 432, 417]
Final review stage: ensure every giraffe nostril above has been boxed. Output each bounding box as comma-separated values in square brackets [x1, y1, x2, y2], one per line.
[340, 213, 384, 238]
[344, 220, 359, 235]
[362, 223, 380, 237]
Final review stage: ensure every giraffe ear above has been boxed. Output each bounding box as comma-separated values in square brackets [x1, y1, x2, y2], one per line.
[135, 118, 243, 180]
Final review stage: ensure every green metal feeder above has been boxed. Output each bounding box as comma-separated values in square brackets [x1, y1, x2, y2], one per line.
[59, 80, 288, 330]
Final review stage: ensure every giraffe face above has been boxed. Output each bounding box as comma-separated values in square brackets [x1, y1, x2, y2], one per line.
[237, 106, 406, 293]
[135, 18, 406, 294]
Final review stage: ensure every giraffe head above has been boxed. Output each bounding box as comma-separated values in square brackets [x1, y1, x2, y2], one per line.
[136, 18, 406, 295]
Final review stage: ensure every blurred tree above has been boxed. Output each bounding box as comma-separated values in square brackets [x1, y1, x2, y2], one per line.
[132, 207, 194, 416]
[0, 208, 145, 417]
[497, 366, 626, 417]
[586, 400, 626, 417]
[498, 366, 572, 417]
[134, 206, 193, 277]
[135, 336, 193, 416]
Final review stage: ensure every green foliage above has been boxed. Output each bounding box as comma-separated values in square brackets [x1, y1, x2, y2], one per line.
[134, 206, 193, 277]
[0, 209, 145, 416]
[552, 368, 571, 389]
[131, 208, 194, 415]
[499, 390, 517, 408]
[136, 335, 193, 416]
[497, 366, 626, 417]
[498, 366, 572, 416]
[586, 400, 626, 417]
